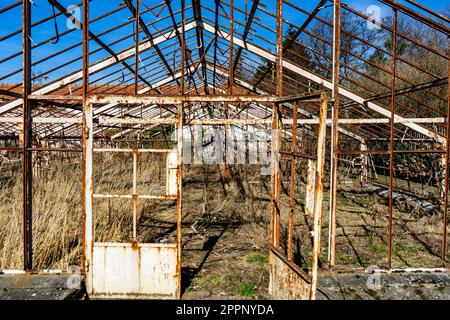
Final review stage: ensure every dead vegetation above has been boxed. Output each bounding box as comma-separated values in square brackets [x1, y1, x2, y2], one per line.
[0, 154, 448, 297]
[0, 159, 82, 269]
[0, 152, 166, 269]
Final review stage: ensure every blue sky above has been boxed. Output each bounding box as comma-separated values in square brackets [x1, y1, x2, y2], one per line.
[0, 0, 448, 84]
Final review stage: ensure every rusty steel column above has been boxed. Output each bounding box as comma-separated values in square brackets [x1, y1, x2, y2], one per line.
[310, 92, 328, 300]
[134, 0, 140, 95]
[388, 8, 398, 270]
[223, 0, 234, 180]
[270, 105, 282, 248]
[270, 0, 283, 249]
[228, 0, 234, 90]
[176, 103, 183, 298]
[82, 105, 93, 293]
[175, 0, 185, 299]
[81, 0, 93, 294]
[132, 149, 138, 241]
[22, 0, 33, 271]
[275, 0, 283, 126]
[442, 42, 450, 267]
[270, 111, 277, 247]
[328, 0, 340, 267]
[287, 101, 299, 261]
[180, 0, 185, 97]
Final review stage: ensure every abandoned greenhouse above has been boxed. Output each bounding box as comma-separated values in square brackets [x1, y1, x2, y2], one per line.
[0, 0, 449, 301]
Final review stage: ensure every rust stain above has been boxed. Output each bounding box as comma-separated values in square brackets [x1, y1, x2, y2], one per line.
[269, 249, 311, 300]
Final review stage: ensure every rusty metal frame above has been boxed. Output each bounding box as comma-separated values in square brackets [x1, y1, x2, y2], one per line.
[443, 45, 450, 267]
[328, 0, 340, 267]
[310, 91, 328, 300]
[81, 0, 92, 291]
[0, 0, 449, 300]
[21, 0, 32, 271]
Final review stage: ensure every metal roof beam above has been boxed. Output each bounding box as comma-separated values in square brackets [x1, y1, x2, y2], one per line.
[199, 21, 445, 144]
[0, 21, 197, 115]
[123, 0, 181, 90]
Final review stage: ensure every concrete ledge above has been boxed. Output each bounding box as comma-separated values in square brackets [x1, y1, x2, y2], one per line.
[0, 274, 86, 300]
[317, 272, 450, 300]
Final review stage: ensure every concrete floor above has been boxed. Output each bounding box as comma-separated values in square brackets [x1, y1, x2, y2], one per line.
[1, 271, 450, 300]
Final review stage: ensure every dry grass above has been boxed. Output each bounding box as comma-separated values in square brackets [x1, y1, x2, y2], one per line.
[0, 153, 271, 270]
[0, 152, 166, 270]
[1, 151, 447, 286]
[0, 159, 82, 269]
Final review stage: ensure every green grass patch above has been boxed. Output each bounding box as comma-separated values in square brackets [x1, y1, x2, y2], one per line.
[193, 273, 224, 288]
[350, 196, 370, 207]
[370, 237, 387, 255]
[246, 252, 269, 265]
[236, 281, 257, 298]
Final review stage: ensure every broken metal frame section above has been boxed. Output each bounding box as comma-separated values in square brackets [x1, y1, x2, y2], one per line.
[269, 247, 312, 300]
[268, 91, 329, 300]
[268, 1, 328, 300]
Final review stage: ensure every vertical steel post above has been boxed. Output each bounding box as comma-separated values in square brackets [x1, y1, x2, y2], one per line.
[306, 160, 316, 217]
[228, 0, 234, 91]
[134, 0, 140, 95]
[81, 0, 93, 293]
[272, 113, 282, 249]
[176, 104, 183, 299]
[270, 0, 283, 248]
[176, 0, 185, 299]
[442, 41, 450, 267]
[310, 92, 328, 300]
[223, 0, 234, 180]
[22, 0, 33, 271]
[388, 8, 398, 270]
[180, 0, 185, 97]
[82, 102, 93, 283]
[132, 150, 138, 241]
[328, 0, 341, 267]
[287, 101, 299, 261]
[270, 111, 277, 248]
[360, 141, 368, 184]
